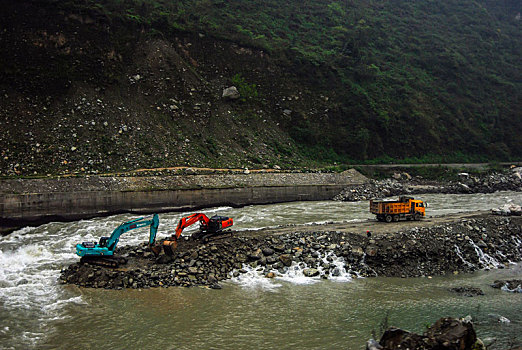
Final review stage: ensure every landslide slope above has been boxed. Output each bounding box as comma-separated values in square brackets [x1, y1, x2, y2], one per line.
[1, 0, 520, 176]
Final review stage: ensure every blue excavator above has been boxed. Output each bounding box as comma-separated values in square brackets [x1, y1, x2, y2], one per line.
[76, 214, 159, 267]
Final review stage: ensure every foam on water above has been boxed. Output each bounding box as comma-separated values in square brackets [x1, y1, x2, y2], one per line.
[275, 263, 322, 285]
[0, 225, 88, 305]
[229, 265, 283, 291]
[454, 245, 475, 268]
[230, 251, 354, 289]
[467, 238, 502, 269]
[319, 251, 354, 282]
[0, 221, 97, 347]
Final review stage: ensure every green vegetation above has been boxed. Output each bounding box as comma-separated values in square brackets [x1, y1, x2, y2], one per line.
[65, 0, 521, 162]
[230, 74, 258, 102]
[9, 0, 522, 164]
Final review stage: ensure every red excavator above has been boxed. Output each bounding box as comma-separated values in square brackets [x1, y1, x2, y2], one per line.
[163, 213, 233, 255]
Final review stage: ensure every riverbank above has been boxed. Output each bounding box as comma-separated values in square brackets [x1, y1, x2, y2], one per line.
[0, 169, 367, 234]
[3, 167, 521, 234]
[334, 168, 522, 201]
[60, 212, 522, 289]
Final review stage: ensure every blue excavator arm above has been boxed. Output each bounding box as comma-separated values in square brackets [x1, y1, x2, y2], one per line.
[76, 214, 159, 257]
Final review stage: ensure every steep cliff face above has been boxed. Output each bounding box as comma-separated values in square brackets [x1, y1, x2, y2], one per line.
[1, 1, 520, 176]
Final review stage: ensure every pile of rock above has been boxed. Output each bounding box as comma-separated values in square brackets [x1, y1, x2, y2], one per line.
[447, 169, 522, 194]
[333, 179, 407, 201]
[61, 232, 376, 289]
[60, 215, 522, 290]
[491, 204, 522, 216]
[334, 170, 522, 202]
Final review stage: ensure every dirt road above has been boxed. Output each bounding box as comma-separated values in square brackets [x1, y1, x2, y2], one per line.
[246, 210, 493, 238]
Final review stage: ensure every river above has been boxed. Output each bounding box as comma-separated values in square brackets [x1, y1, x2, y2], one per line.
[1, 192, 521, 349]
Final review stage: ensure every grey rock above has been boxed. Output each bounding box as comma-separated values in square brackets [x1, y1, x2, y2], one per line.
[222, 86, 240, 100]
[262, 248, 275, 256]
[366, 339, 383, 350]
[279, 254, 293, 267]
[303, 268, 319, 277]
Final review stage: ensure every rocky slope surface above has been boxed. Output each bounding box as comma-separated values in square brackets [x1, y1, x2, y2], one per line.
[0, 2, 312, 176]
[334, 169, 522, 201]
[60, 214, 522, 289]
[2, 1, 521, 176]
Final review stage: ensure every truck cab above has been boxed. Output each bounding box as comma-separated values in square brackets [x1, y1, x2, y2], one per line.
[410, 199, 425, 216]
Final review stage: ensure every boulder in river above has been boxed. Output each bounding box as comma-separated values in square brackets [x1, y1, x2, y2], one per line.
[448, 286, 484, 297]
[303, 268, 319, 277]
[372, 317, 482, 350]
[491, 279, 522, 293]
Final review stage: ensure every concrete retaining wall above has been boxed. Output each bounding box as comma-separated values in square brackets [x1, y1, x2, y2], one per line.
[0, 170, 366, 233]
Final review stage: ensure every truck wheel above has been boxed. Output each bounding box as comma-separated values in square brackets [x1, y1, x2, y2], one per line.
[414, 213, 421, 221]
[385, 215, 393, 223]
[393, 215, 399, 222]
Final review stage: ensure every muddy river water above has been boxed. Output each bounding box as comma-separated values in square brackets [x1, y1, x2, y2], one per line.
[1, 192, 521, 349]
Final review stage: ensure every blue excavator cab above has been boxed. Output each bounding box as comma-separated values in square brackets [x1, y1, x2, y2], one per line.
[76, 214, 159, 258]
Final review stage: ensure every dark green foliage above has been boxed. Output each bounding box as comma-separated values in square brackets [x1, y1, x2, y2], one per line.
[12, 0, 522, 162]
[105, 0, 520, 162]
[230, 74, 258, 102]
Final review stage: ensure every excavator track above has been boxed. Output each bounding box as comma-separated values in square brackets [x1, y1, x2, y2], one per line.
[196, 231, 235, 243]
[80, 256, 128, 268]
[191, 229, 234, 241]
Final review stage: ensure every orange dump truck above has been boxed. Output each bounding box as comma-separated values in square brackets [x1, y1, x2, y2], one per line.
[370, 196, 426, 223]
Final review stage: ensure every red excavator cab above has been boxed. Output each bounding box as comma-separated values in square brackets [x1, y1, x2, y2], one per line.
[204, 215, 233, 233]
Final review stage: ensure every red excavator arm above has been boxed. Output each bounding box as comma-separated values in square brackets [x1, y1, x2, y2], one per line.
[174, 213, 210, 239]
[163, 213, 234, 256]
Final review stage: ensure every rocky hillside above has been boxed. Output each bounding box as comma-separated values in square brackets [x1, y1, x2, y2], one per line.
[1, 0, 521, 176]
